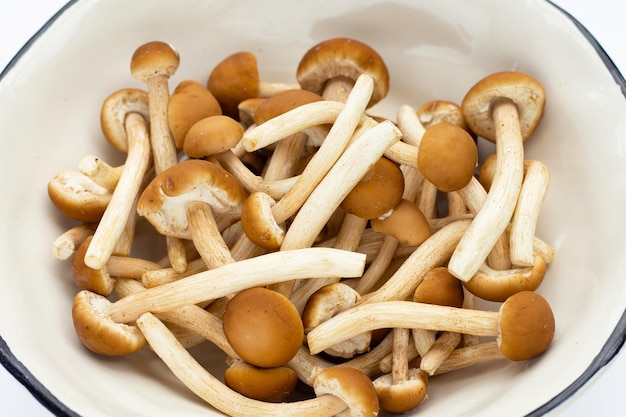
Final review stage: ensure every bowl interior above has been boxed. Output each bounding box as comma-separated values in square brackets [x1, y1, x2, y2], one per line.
[1, 0, 626, 416]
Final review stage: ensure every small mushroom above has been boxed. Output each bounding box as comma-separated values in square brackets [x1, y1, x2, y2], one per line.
[168, 79, 222, 149]
[47, 169, 112, 223]
[136, 159, 246, 269]
[449, 71, 546, 282]
[224, 359, 298, 402]
[296, 37, 389, 107]
[100, 87, 150, 153]
[222, 287, 303, 368]
[417, 99, 473, 137]
[462, 254, 547, 302]
[370, 199, 432, 247]
[302, 283, 371, 359]
[372, 328, 428, 413]
[130, 41, 187, 273]
[308, 290, 555, 362]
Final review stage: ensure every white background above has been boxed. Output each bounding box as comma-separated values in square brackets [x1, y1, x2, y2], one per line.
[0, 1, 625, 416]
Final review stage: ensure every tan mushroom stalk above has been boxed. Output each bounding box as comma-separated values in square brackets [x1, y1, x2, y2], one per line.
[308, 291, 555, 362]
[419, 331, 462, 376]
[52, 222, 96, 260]
[137, 311, 379, 417]
[130, 40, 187, 273]
[78, 155, 124, 191]
[448, 71, 546, 282]
[510, 160, 551, 266]
[83, 111, 151, 269]
[88, 248, 366, 325]
[432, 341, 506, 376]
[372, 328, 429, 414]
[241, 74, 376, 252]
[296, 37, 389, 107]
[136, 159, 246, 269]
[47, 170, 112, 223]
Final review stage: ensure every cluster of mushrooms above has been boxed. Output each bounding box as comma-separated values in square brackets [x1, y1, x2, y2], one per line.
[47, 37, 556, 416]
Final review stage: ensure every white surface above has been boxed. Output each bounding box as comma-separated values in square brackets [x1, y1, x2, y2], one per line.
[0, 0, 625, 416]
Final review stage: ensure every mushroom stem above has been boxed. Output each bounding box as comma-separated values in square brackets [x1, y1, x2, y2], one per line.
[448, 99, 524, 281]
[361, 219, 471, 304]
[78, 155, 124, 191]
[432, 341, 506, 375]
[136, 312, 349, 417]
[186, 201, 236, 269]
[52, 223, 96, 261]
[107, 248, 366, 323]
[510, 160, 550, 267]
[307, 301, 499, 355]
[84, 113, 152, 269]
[391, 328, 410, 385]
[419, 331, 462, 376]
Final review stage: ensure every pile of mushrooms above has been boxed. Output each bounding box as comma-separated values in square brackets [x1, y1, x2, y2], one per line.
[48, 37, 557, 416]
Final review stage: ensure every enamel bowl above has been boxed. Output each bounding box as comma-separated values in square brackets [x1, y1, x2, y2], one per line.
[1, 0, 625, 416]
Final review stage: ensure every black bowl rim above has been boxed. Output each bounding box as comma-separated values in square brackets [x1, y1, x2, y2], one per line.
[0, 0, 625, 416]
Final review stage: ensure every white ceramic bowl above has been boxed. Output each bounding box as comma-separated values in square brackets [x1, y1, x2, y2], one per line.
[1, 0, 626, 416]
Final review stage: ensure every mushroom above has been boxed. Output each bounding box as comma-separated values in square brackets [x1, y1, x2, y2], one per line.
[224, 359, 298, 403]
[448, 71, 546, 282]
[222, 287, 303, 368]
[47, 169, 112, 223]
[302, 283, 371, 359]
[78, 155, 124, 191]
[130, 40, 187, 273]
[72, 290, 145, 356]
[296, 37, 389, 107]
[370, 199, 432, 246]
[509, 160, 551, 267]
[417, 99, 473, 137]
[136, 159, 246, 269]
[462, 253, 547, 302]
[184, 114, 297, 200]
[372, 328, 429, 413]
[99, 87, 150, 154]
[137, 311, 379, 417]
[83, 111, 152, 269]
[168, 79, 222, 149]
[308, 290, 555, 362]
[72, 235, 161, 296]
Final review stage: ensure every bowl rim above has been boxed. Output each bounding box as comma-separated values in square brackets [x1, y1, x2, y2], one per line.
[0, 0, 625, 416]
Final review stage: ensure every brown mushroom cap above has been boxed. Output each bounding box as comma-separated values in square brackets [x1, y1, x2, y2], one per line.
[240, 191, 285, 251]
[136, 159, 247, 239]
[207, 51, 260, 119]
[222, 287, 304, 368]
[313, 366, 380, 417]
[224, 360, 298, 403]
[100, 88, 150, 153]
[130, 41, 180, 82]
[417, 122, 478, 192]
[417, 100, 469, 132]
[413, 267, 464, 308]
[497, 290, 555, 361]
[340, 157, 404, 220]
[461, 71, 546, 142]
[253, 89, 325, 125]
[48, 170, 112, 222]
[478, 152, 497, 191]
[182, 115, 244, 158]
[296, 37, 389, 108]
[71, 235, 115, 296]
[463, 254, 547, 302]
[168, 80, 222, 149]
[373, 368, 428, 414]
[370, 199, 432, 246]
[72, 290, 145, 356]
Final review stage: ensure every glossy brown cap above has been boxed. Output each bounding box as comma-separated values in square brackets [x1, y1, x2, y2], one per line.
[207, 51, 260, 119]
[370, 199, 432, 246]
[182, 115, 243, 158]
[48, 170, 112, 223]
[224, 360, 298, 403]
[414, 267, 464, 308]
[313, 366, 380, 417]
[296, 37, 389, 108]
[130, 41, 179, 82]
